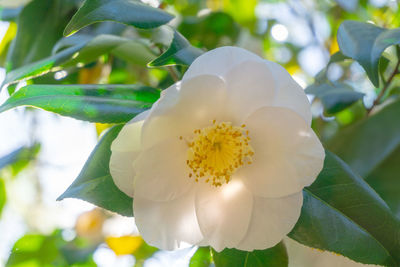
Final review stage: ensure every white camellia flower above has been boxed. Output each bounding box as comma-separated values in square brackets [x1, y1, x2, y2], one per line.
[110, 46, 325, 252]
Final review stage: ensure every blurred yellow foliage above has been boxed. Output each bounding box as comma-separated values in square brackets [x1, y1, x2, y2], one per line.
[0, 22, 16, 56]
[106, 235, 144, 256]
[75, 209, 105, 240]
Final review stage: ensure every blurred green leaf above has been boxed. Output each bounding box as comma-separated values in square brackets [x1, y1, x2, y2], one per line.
[0, 7, 22, 21]
[7, 233, 63, 267]
[289, 151, 400, 266]
[212, 242, 288, 267]
[58, 125, 133, 217]
[6, 0, 76, 70]
[0, 178, 5, 218]
[189, 247, 211, 267]
[337, 20, 400, 87]
[178, 12, 240, 49]
[334, 0, 358, 12]
[7, 231, 96, 267]
[0, 84, 159, 123]
[306, 82, 364, 114]
[133, 241, 158, 267]
[0, 144, 40, 174]
[149, 30, 203, 67]
[64, 0, 174, 36]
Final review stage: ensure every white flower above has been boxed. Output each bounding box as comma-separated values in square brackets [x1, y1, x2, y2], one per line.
[110, 46, 325, 252]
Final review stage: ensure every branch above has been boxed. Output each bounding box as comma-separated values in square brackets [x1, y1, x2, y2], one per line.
[367, 57, 400, 114]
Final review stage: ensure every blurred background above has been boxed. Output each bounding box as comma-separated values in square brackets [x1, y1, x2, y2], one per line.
[0, 0, 399, 266]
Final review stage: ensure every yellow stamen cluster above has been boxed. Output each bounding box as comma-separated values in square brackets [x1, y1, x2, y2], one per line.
[181, 120, 254, 187]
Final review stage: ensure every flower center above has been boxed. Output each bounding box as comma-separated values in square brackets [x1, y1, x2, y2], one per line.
[182, 120, 254, 187]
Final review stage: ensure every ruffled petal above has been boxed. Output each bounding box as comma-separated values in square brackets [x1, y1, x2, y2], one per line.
[134, 188, 203, 250]
[183, 46, 263, 81]
[109, 111, 150, 197]
[133, 137, 194, 202]
[195, 179, 253, 252]
[239, 106, 325, 198]
[265, 61, 312, 125]
[236, 192, 303, 251]
[224, 60, 276, 124]
[141, 75, 227, 149]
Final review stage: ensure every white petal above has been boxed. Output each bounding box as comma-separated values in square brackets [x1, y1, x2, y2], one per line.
[224, 60, 276, 123]
[111, 110, 149, 152]
[109, 111, 149, 197]
[134, 188, 203, 250]
[239, 106, 325, 198]
[195, 179, 253, 251]
[237, 192, 303, 251]
[141, 75, 227, 149]
[133, 137, 194, 202]
[265, 61, 312, 125]
[109, 151, 137, 197]
[183, 46, 263, 80]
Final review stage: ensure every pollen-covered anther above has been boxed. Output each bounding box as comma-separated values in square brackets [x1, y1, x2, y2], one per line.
[183, 120, 254, 187]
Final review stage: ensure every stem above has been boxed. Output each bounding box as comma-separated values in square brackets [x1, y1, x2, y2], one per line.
[367, 58, 400, 114]
[167, 66, 180, 82]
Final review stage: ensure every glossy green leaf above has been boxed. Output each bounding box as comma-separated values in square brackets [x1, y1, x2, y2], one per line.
[148, 30, 203, 67]
[327, 98, 400, 177]
[58, 125, 133, 217]
[2, 43, 85, 88]
[189, 247, 211, 267]
[0, 84, 160, 123]
[2, 34, 154, 88]
[212, 242, 288, 267]
[6, 0, 75, 70]
[365, 146, 400, 217]
[306, 82, 364, 114]
[289, 151, 400, 266]
[337, 20, 400, 87]
[0, 178, 5, 218]
[64, 0, 174, 36]
[328, 98, 400, 217]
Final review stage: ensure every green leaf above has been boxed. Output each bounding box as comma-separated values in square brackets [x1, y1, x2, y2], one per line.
[327, 98, 400, 217]
[6, 0, 75, 70]
[58, 125, 133, 217]
[306, 82, 364, 114]
[178, 11, 240, 50]
[289, 151, 400, 266]
[0, 7, 22, 21]
[189, 247, 211, 267]
[327, 98, 400, 177]
[0, 144, 40, 174]
[2, 43, 85, 88]
[366, 146, 400, 217]
[2, 34, 155, 88]
[148, 30, 203, 67]
[337, 20, 400, 87]
[0, 178, 5, 218]
[64, 0, 174, 36]
[0, 84, 160, 123]
[212, 242, 288, 267]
